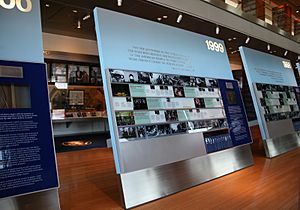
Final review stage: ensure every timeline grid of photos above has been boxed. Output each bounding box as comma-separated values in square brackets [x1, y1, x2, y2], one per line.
[255, 83, 300, 122]
[110, 69, 231, 142]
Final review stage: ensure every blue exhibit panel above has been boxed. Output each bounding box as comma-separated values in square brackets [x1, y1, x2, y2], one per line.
[239, 46, 297, 139]
[94, 8, 235, 173]
[218, 79, 252, 146]
[0, 60, 58, 199]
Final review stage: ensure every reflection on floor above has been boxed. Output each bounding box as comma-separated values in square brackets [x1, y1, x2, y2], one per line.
[55, 133, 110, 153]
[56, 145, 300, 210]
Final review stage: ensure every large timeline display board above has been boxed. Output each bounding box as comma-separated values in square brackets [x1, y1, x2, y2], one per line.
[94, 8, 253, 208]
[240, 47, 300, 157]
[0, 60, 59, 199]
[110, 69, 251, 155]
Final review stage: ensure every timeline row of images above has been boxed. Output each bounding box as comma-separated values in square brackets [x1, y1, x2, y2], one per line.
[264, 111, 300, 122]
[118, 119, 228, 141]
[115, 109, 226, 126]
[47, 62, 102, 85]
[113, 97, 223, 111]
[111, 83, 221, 98]
[109, 69, 219, 87]
[256, 83, 296, 92]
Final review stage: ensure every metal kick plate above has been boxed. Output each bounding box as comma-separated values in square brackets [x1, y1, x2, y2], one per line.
[0, 189, 60, 210]
[120, 144, 253, 209]
[264, 132, 300, 158]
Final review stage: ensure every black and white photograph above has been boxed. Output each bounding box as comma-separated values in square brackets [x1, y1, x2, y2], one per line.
[189, 77, 197, 87]
[138, 72, 151, 84]
[173, 86, 185, 97]
[164, 110, 178, 122]
[124, 71, 139, 83]
[133, 97, 148, 110]
[68, 65, 90, 84]
[170, 122, 188, 134]
[118, 127, 137, 139]
[90, 66, 102, 85]
[180, 76, 191, 86]
[149, 73, 163, 85]
[51, 63, 67, 83]
[161, 74, 174, 85]
[111, 83, 131, 97]
[115, 111, 135, 126]
[110, 69, 125, 83]
[136, 126, 147, 138]
[218, 119, 228, 128]
[169, 75, 184, 86]
[195, 77, 206, 87]
[145, 125, 159, 137]
[205, 78, 219, 88]
[157, 124, 172, 136]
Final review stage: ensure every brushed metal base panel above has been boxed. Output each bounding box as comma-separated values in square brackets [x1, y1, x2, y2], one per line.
[263, 132, 300, 158]
[0, 189, 60, 210]
[120, 144, 253, 209]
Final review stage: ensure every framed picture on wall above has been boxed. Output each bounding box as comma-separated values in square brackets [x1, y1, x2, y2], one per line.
[69, 90, 84, 106]
[51, 63, 67, 83]
[90, 66, 102, 85]
[68, 65, 90, 84]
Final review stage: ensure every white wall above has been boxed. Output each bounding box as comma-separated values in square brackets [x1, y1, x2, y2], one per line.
[43, 33, 98, 56]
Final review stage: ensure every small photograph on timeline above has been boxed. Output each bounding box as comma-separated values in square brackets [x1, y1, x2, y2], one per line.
[138, 72, 151, 84]
[110, 69, 125, 83]
[118, 127, 137, 139]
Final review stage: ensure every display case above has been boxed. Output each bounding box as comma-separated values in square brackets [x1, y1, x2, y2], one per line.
[46, 60, 107, 137]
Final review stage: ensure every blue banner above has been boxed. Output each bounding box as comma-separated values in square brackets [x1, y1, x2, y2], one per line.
[218, 79, 252, 146]
[0, 60, 58, 199]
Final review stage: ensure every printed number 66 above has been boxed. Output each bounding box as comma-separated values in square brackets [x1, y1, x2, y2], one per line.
[0, 0, 32, 13]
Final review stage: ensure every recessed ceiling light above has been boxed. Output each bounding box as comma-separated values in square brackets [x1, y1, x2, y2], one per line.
[83, 14, 91, 21]
[228, 38, 232, 41]
[117, 0, 122, 6]
[157, 17, 162, 21]
[215, 25, 220, 35]
[284, 50, 288, 56]
[267, 44, 271, 51]
[177, 13, 183, 23]
[163, 15, 168, 19]
[245, 37, 250, 44]
[45, 3, 50, 7]
[73, 10, 78, 13]
[233, 37, 237, 40]
[296, 10, 299, 13]
[77, 20, 81, 29]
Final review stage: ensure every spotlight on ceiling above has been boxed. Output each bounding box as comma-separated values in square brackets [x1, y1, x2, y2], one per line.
[245, 37, 250, 44]
[72, 9, 77, 13]
[77, 20, 81, 29]
[284, 50, 288, 56]
[177, 13, 183, 23]
[267, 44, 270, 51]
[117, 0, 122, 7]
[163, 15, 168, 19]
[83, 14, 91, 21]
[216, 25, 220, 35]
[157, 17, 162, 21]
[45, 3, 50, 7]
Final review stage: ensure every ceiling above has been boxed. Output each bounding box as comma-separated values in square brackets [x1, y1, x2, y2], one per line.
[41, 0, 300, 71]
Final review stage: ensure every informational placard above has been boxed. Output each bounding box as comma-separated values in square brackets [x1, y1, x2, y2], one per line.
[0, 60, 58, 199]
[108, 69, 252, 168]
[239, 46, 298, 140]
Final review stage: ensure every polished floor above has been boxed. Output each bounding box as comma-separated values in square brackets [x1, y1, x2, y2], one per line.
[56, 144, 300, 210]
